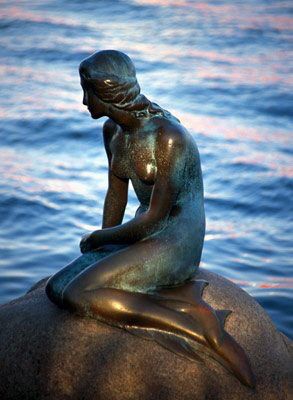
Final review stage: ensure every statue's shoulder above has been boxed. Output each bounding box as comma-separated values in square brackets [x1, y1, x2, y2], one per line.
[153, 115, 191, 148]
[103, 118, 119, 148]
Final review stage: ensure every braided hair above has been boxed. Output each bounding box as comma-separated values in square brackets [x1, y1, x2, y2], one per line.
[79, 50, 173, 119]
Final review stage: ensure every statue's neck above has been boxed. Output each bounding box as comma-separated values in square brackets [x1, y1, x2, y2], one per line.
[104, 95, 170, 131]
[106, 108, 143, 131]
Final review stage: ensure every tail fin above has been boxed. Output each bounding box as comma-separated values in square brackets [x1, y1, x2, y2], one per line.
[126, 279, 255, 388]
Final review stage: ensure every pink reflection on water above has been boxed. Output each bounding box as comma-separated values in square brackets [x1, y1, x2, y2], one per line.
[231, 277, 293, 289]
[126, 41, 237, 67]
[0, 6, 81, 28]
[0, 62, 85, 118]
[0, 65, 76, 85]
[132, 0, 293, 32]
[11, 174, 88, 196]
[174, 111, 291, 145]
[196, 64, 288, 86]
[205, 219, 242, 241]
[232, 155, 293, 179]
[188, 48, 238, 65]
[132, 0, 190, 6]
[1, 150, 94, 197]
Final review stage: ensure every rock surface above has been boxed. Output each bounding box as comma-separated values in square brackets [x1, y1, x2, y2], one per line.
[0, 269, 292, 400]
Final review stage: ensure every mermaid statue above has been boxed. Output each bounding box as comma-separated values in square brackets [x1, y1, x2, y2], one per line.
[46, 50, 254, 388]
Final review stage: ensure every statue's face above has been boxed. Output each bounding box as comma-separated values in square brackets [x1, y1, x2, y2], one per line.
[80, 77, 106, 119]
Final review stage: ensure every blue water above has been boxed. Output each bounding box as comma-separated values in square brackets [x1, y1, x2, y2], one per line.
[0, 0, 292, 338]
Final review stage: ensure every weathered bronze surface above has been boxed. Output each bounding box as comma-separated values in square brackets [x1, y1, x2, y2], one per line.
[46, 50, 255, 388]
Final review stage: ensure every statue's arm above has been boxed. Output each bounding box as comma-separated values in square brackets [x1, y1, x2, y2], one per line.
[102, 171, 129, 228]
[102, 119, 129, 228]
[83, 130, 185, 249]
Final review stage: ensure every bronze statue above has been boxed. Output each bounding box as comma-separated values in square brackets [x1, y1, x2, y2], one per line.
[46, 50, 255, 388]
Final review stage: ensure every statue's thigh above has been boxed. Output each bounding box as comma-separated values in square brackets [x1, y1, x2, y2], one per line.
[71, 236, 193, 293]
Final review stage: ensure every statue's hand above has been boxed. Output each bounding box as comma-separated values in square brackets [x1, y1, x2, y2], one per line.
[80, 231, 105, 253]
[79, 233, 96, 254]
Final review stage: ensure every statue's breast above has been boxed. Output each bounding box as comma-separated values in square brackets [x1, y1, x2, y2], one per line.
[130, 137, 157, 184]
[110, 133, 158, 184]
[132, 153, 157, 184]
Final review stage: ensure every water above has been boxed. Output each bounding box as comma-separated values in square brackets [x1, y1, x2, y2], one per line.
[0, 0, 292, 338]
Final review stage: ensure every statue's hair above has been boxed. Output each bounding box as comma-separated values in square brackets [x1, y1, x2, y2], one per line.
[79, 50, 167, 118]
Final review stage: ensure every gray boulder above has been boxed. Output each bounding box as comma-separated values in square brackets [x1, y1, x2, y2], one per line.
[0, 269, 291, 400]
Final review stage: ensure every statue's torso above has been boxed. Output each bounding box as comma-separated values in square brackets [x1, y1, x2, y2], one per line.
[105, 115, 206, 269]
[108, 116, 204, 212]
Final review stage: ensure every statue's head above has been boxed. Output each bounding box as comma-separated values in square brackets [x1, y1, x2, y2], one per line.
[79, 50, 145, 114]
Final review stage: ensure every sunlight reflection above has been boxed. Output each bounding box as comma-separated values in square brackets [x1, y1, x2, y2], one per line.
[174, 110, 291, 147]
[1, 6, 82, 28]
[131, 0, 189, 7]
[196, 65, 288, 86]
[0, 149, 103, 199]
[131, 0, 293, 33]
[232, 155, 293, 179]
[205, 220, 242, 240]
[231, 278, 293, 289]
[74, 222, 99, 232]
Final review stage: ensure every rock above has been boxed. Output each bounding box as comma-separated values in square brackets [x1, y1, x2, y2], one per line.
[0, 269, 291, 400]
